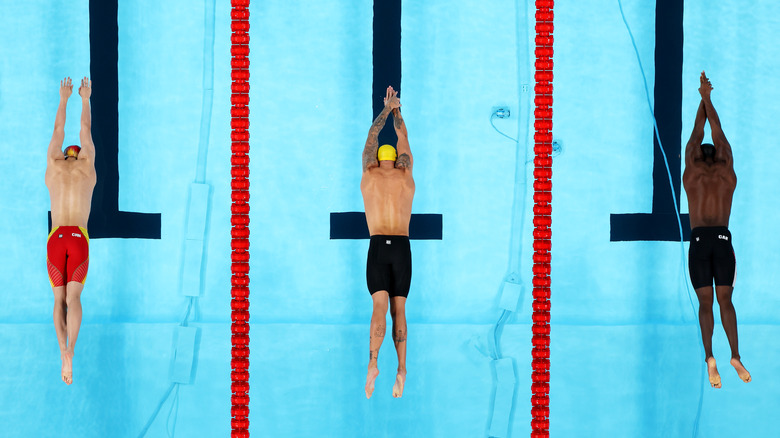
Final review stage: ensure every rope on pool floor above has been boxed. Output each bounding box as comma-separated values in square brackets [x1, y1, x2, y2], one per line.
[531, 1, 553, 437]
[231, 0, 251, 437]
[616, 1, 704, 435]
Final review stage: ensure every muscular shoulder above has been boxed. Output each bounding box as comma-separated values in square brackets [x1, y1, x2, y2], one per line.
[360, 167, 378, 189]
[46, 158, 66, 175]
[361, 167, 378, 180]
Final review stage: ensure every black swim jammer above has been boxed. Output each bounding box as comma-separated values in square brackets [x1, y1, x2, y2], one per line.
[366, 235, 412, 298]
[688, 226, 737, 289]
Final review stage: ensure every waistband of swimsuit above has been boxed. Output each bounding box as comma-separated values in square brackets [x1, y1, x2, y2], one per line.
[691, 226, 730, 235]
[49, 226, 90, 239]
[370, 234, 410, 241]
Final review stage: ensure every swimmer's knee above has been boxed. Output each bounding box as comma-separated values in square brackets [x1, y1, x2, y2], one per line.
[698, 297, 714, 310]
[52, 286, 66, 303]
[65, 283, 83, 304]
[715, 287, 733, 304]
[694, 287, 714, 304]
[390, 302, 406, 319]
[372, 293, 389, 313]
[65, 293, 82, 307]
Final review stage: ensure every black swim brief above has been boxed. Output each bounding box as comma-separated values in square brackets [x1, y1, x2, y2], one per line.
[688, 226, 736, 289]
[366, 235, 412, 298]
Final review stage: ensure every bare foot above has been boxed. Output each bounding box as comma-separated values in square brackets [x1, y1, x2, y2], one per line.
[61, 351, 73, 385]
[706, 357, 721, 389]
[365, 366, 379, 399]
[392, 370, 406, 398]
[730, 358, 751, 383]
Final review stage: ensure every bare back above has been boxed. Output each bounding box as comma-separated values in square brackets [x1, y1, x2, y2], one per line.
[45, 159, 96, 229]
[683, 159, 736, 228]
[361, 168, 415, 236]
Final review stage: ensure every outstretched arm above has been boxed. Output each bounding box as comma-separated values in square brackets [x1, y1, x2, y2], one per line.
[47, 78, 72, 162]
[77, 77, 95, 163]
[363, 86, 399, 172]
[685, 100, 707, 167]
[392, 107, 412, 170]
[383, 86, 412, 170]
[699, 71, 732, 165]
[362, 106, 391, 172]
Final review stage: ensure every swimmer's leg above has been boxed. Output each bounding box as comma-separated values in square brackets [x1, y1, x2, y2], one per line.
[62, 281, 84, 385]
[716, 286, 751, 382]
[366, 291, 389, 399]
[390, 296, 407, 398]
[695, 286, 720, 388]
[695, 286, 715, 360]
[52, 285, 70, 384]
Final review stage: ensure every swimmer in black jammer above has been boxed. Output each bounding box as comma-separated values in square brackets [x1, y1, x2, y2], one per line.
[45, 77, 97, 385]
[682, 71, 750, 388]
[361, 86, 414, 399]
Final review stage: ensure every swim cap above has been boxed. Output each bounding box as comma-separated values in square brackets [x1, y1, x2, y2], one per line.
[700, 143, 715, 160]
[377, 144, 397, 161]
[64, 145, 81, 159]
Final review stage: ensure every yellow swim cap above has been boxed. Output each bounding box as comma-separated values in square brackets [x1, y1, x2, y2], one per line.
[377, 144, 397, 161]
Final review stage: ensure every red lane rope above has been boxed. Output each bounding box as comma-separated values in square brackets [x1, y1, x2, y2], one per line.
[531, 1, 553, 437]
[231, 0, 251, 437]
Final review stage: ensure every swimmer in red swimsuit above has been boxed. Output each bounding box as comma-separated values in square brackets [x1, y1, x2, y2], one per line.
[44, 77, 96, 385]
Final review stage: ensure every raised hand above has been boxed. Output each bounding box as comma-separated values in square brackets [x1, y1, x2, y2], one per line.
[699, 71, 713, 100]
[60, 77, 73, 100]
[383, 85, 401, 110]
[78, 77, 92, 99]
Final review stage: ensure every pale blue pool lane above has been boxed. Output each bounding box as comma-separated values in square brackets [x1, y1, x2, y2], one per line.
[2, 0, 779, 437]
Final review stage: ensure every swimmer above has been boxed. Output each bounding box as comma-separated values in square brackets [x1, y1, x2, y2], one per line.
[44, 77, 96, 385]
[683, 71, 750, 388]
[361, 86, 414, 399]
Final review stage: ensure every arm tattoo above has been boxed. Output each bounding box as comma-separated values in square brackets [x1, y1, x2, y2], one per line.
[362, 108, 391, 170]
[396, 153, 412, 170]
[363, 141, 379, 170]
[370, 108, 391, 137]
[392, 108, 403, 130]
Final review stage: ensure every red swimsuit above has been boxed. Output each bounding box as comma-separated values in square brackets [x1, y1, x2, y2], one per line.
[47, 226, 90, 287]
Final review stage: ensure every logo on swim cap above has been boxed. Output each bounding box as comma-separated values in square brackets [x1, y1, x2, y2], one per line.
[377, 144, 397, 161]
[64, 145, 81, 158]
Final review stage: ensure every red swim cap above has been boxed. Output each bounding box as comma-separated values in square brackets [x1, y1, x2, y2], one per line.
[64, 145, 81, 158]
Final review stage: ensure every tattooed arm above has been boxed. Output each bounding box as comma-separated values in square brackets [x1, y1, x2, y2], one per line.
[392, 107, 412, 171]
[362, 106, 391, 172]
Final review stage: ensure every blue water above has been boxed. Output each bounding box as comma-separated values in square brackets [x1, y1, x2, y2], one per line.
[1, 1, 779, 437]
